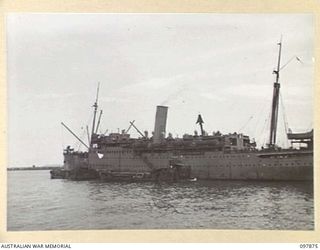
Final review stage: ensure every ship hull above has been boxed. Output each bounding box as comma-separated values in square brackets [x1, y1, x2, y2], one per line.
[188, 151, 313, 181]
[86, 148, 312, 181]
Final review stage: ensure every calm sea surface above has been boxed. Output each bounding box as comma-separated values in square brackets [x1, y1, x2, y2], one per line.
[8, 170, 314, 231]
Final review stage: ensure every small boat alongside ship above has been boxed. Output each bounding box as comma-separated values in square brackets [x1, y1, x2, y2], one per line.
[51, 41, 313, 182]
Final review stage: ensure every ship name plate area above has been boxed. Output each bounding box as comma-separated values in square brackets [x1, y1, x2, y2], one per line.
[0, 244, 71, 249]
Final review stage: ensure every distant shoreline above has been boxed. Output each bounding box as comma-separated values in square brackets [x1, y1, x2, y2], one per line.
[7, 166, 62, 171]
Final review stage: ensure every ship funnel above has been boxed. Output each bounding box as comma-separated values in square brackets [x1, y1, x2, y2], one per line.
[153, 105, 168, 143]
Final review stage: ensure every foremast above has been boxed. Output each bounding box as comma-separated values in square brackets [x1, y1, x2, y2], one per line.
[268, 40, 282, 148]
[90, 83, 100, 148]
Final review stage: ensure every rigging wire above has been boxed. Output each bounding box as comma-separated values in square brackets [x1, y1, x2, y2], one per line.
[252, 101, 269, 137]
[74, 110, 94, 150]
[258, 109, 271, 147]
[238, 116, 253, 133]
[279, 92, 290, 148]
[279, 92, 289, 134]
[60, 124, 65, 151]
[73, 133, 81, 151]
[85, 112, 94, 137]
[279, 56, 303, 71]
[76, 127, 87, 151]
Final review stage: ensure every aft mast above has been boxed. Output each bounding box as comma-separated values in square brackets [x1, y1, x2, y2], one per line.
[268, 39, 282, 148]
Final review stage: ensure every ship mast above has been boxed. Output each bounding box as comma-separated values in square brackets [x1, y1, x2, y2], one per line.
[95, 110, 103, 134]
[268, 40, 282, 148]
[90, 82, 100, 147]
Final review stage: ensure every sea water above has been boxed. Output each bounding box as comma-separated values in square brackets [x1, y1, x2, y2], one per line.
[7, 170, 314, 230]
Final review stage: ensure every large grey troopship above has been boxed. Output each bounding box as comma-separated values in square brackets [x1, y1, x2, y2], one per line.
[51, 41, 313, 181]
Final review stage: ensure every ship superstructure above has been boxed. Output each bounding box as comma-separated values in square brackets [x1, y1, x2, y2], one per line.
[52, 41, 313, 181]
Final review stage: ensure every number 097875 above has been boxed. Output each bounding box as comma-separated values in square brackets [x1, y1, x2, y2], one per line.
[300, 244, 318, 248]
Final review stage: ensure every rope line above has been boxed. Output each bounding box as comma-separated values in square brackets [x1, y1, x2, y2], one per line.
[60, 124, 65, 150]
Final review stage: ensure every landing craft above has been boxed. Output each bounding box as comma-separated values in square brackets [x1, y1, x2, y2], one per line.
[51, 41, 313, 181]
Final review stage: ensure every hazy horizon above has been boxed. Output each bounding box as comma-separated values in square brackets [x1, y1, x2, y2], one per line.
[7, 14, 314, 167]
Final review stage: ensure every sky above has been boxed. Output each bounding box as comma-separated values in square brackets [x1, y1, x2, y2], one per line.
[6, 14, 314, 167]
